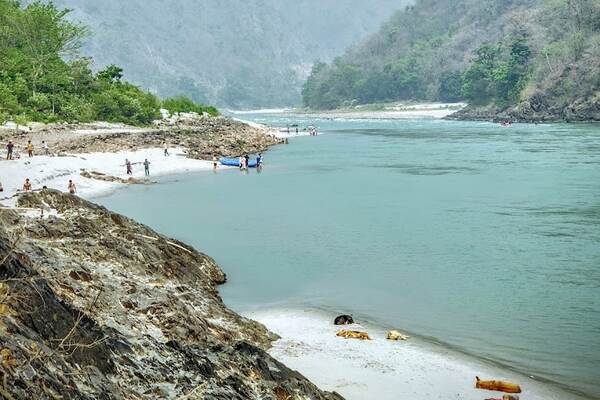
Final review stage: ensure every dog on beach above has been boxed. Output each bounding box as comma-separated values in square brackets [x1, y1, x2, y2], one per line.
[334, 315, 354, 325]
[336, 329, 371, 340]
[475, 377, 521, 393]
[386, 330, 410, 341]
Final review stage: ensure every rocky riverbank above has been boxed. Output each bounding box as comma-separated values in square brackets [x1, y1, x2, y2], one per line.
[446, 94, 600, 123]
[0, 113, 282, 160]
[0, 190, 343, 399]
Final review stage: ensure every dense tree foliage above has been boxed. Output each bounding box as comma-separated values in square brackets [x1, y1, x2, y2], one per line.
[303, 0, 600, 111]
[162, 96, 218, 117]
[0, 1, 215, 125]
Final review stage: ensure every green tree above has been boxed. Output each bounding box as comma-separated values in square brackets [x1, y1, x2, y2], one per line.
[438, 71, 464, 102]
[461, 44, 501, 105]
[162, 96, 219, 116]
[0, 0, 217, 125]
[97, 64, 124, 82]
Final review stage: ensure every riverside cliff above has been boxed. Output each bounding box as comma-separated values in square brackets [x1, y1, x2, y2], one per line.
[301, 0, 599, 123]
[0, 190, 343, 399]
[446, 93, 600, 123]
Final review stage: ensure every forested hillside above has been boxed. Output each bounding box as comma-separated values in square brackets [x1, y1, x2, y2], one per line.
[303, 0, 600, 121]
[32, 0, 406, 109]
[0, 1, 216, 125]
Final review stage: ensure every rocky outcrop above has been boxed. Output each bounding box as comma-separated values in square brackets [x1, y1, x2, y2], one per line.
[447, 92, 600, 123]
[0, 115, 282, 161]
[80, 170, 151, 185]
[0, 190, 343, 400]
[57, 116, 281, 159]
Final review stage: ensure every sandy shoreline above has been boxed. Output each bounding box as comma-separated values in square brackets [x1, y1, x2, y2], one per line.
[247, 308, 591, 400]
[1, 115, 282, 208]
[228, 102, 466, 121]
[0, 147, 215, 207]
[292, 102, 466, 120]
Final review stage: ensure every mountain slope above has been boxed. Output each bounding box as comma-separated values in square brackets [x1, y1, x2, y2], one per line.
[36, 0, 409, 109]
[302, 0, 600, 121]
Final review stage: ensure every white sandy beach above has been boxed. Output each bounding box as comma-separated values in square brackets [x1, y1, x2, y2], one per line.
[0, 147, 213, 207]
[296, 102, 466, 120]
[248, 309, 589, 400]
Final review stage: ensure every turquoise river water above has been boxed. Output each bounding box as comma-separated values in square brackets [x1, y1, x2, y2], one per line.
[98, 114, 600, 399]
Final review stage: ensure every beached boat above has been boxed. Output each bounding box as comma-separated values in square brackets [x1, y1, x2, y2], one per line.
[219, 157, 258, 168]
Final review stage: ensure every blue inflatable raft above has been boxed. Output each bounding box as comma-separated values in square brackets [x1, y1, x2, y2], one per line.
[219, 157, 258, 168]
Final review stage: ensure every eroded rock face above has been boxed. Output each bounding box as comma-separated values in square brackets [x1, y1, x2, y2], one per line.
[0, 191, 343, 400]
[447, 92, 600, 123]
[59, 116, 281, 159]
[0, 115, 282, 162]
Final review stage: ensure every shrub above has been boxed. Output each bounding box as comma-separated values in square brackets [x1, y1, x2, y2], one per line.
[162, 96, 219, 116]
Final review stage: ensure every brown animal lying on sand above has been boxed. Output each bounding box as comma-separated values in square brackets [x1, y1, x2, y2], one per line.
[475, 376, 521, 393]
[336, 330, 371, 340]
[387, 330, 410, 341]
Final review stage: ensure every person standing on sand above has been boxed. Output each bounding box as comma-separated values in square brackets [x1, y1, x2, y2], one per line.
[125, 159, 132, 175]
[143, 159, 151, 176]
[164, 143, 169, 156]
[6, 141, 14, 160]
[244, 154, 250, 169]
[42, 140, 49, 155]
[26, 140, 33, 157]
[213, 155, 218, 170]
[23, 178, 32, 192]
[68, 180, 77, 194]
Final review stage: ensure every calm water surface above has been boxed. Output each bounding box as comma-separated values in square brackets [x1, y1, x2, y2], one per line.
[98, 116, 600, 398]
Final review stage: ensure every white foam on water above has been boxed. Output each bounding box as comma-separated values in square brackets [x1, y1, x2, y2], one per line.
[246, 308, 589, 400]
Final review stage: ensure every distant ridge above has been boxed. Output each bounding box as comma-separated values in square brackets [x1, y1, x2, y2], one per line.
[32, 0, 410, 108]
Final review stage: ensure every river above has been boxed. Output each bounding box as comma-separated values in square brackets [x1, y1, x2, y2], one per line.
[97, 113, 600, 399]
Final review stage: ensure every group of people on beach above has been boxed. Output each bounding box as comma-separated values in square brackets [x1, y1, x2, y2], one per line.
[1, 137, 76, 201]
[5, 139, 50, 159]
[8, 178, 77, 195]
[283, 124, 318, 136]
[2, 138, 270, 205]
[125, 158, 152, 176]
[238, 153, 263, 170]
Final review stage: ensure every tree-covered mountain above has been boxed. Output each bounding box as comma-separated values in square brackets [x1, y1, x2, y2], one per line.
[31, 0, 408, 109]
[302, 0, 600, 121]
[0, 1, 216, 125]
